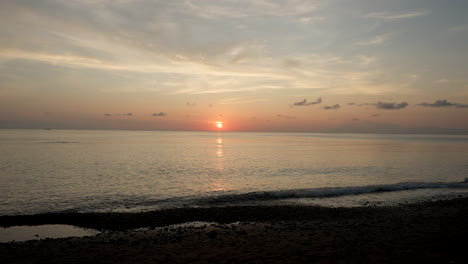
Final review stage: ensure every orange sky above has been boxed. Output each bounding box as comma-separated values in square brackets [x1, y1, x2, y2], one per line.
[0, 0, 467, 134]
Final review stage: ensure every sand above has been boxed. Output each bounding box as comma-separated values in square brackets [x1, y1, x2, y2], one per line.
[1, 198, 468, 263]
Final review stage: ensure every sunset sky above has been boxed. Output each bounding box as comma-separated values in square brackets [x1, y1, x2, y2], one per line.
[1, 0, 467, 134]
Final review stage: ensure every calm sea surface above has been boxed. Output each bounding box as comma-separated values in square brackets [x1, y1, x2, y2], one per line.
[1, 129, 468, 215]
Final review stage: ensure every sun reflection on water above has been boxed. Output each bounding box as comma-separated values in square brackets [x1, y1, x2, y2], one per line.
[210, 133, 229, 191]
[216, 134, 224, 170]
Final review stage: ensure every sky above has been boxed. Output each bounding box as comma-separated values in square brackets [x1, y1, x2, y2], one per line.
[0, 0, 467, 134]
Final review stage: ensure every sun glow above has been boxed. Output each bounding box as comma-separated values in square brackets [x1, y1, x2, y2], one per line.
[215, 121, 223, 128]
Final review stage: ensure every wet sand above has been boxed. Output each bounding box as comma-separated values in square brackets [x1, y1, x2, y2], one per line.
[1, 198, 468, 263]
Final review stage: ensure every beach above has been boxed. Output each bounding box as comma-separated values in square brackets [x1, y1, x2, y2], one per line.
[1, 197, 468, 263]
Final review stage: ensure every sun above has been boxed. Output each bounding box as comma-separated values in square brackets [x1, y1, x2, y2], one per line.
[215, 121, 223, 128]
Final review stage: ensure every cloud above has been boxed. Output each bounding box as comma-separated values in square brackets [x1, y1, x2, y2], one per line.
[352, 118, 360, 121]
[366, 9, 429, 20]
[293, 99, 308, 106]
[186, 102, 197, 107]
[435, 78, 454, 84]
[417, 99, 465, 108]
[126, 113, 133, 116]
[376, 101, 408, 110]
[372, 114, 381, 117]
[417, 99, 456, 107]
[277, 114, 296, 119]
[152, 112, 167, 117]
[293, 97, 322, 106]
[323, 104, 340, 110]
[355, 101, 409, 110]
[0, 0, 426, 99]
[299, 17, 313, 24]
[184, 0, 322, 19]
[104, 113, 112, 117]
[356, 34, 390, 46]
[298, 16, 323, 24]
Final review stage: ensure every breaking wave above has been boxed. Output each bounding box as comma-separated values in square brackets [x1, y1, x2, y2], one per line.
[197, 181, 468, 205]
[39, 181, 468, 214]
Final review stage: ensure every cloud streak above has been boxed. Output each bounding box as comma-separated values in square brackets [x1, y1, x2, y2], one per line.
[152, 112, 167, 117]
[323, 104, 340, 110]
[376, 101, 408, 110]
[0, 0, 397, 97]
[354, 101, 409, 110]
[417, 99, 468, 108]
[293, 98, 322, 106]
[366, 9, 429, 20]
[356, 34, 390, 46]
[184, 0, 322, 19]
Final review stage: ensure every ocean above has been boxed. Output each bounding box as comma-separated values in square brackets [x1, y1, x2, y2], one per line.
[1, 129, 468, 215]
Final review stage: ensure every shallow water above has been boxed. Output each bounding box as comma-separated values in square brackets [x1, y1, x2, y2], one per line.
[1, 129, 468, 214]
[285, 188, 468, 208]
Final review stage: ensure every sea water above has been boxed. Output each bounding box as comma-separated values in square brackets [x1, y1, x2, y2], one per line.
[1, 129, 468, 215]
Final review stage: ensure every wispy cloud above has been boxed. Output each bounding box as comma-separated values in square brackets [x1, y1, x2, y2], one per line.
[0, 0, 393, 97]
[376, 101, 408, 110]
[366, 9, 429, 20]
[323, 104, 340, 110]
[0, 0, 450, 103]
[417, 99, 468, 108]
[297, 16, 324, 24]
[356, 102, 409, 110]
[356, 34, 391, 46]
[104, 113, 112, 117]
[435, 78, 455, 84]
[152, 112, 167, 117]
[184, 0, 322, 19]
[293, 97, 322, 106]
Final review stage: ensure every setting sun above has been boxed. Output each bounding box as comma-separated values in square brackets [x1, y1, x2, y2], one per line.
[215, 121, 223, 128]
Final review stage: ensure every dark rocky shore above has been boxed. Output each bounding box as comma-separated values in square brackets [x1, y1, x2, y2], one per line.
[1, 198, 468, 263]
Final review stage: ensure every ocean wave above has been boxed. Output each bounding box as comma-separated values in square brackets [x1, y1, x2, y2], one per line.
[197, 181, 468, 205]
[48, 181, 468, 214]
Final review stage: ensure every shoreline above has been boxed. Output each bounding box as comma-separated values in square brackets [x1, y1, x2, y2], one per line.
[2, 198, 468, 263]
[1, 197, 467, 231]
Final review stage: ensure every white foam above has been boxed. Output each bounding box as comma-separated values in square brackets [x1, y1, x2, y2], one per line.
[200, 181, 468, 204]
